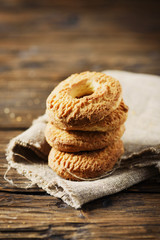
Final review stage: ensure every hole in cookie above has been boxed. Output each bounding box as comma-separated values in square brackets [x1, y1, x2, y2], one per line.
[69, 80, 98, 98]
[75, 88, 94, 98]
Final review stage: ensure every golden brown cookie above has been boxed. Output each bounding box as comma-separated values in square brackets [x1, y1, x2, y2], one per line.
[45, 122, 125, 152]
[47, 99, 128, 132]
[47, 71, 122, 129]
[48, 140, 124, 181]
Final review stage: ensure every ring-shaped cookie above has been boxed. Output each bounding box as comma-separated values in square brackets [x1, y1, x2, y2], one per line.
[47, 99, 128, 132]
[45, 123, 125, 152]
[47, 71, 122, 128]
[48, 140, 124, 181]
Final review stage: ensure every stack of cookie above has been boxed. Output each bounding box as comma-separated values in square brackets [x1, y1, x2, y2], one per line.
[45, 72, 128, 180]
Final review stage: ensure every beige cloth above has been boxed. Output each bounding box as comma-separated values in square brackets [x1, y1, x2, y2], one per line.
[6, 71, 160, 209]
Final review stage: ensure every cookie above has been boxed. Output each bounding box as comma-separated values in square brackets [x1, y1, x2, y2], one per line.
[47, 71, 122, 130]
[45, 123, 125, 152]
[48, 140, 124, 181]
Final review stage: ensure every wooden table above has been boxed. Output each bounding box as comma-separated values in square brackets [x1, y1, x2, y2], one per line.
[0, 0, 160, 239]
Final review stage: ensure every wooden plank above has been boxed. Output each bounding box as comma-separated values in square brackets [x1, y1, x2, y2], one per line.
[0, 0, 159, 38]
[0, 77, 51, 128]
[0, 0, 159, 15]
[0, 192, 160, 239]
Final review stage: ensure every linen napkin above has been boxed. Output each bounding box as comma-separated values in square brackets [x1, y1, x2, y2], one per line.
[6, 70, 160, 209]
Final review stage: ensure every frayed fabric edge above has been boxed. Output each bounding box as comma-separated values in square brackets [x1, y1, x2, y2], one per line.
[5, 138, 82, 209]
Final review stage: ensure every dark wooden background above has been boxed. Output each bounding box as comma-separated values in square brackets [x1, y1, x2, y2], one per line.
[0, 0, 160, 239]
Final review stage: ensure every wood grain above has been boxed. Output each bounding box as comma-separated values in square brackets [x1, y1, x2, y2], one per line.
[0, 0, 160, 239]
[0, 192, 160, 239]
